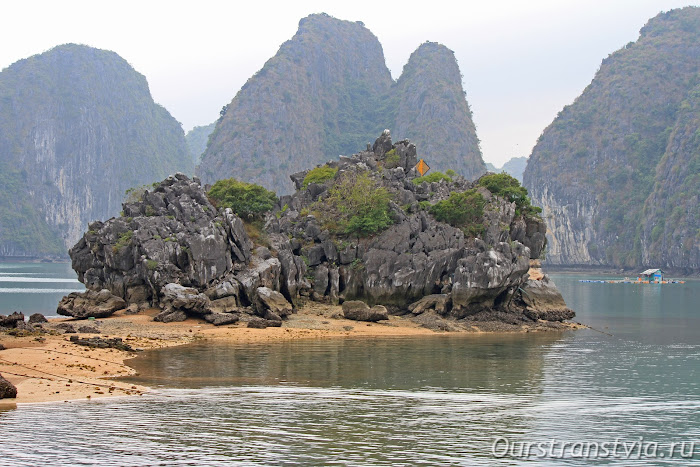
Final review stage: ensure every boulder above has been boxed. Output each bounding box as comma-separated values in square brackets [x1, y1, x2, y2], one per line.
[160, 283, 210, 316]
[342, 301, 388, 322]
[203, 313, 240, 326]
[0, 373, 17, 399]
[28, 313, 48, 325]
[0, 312, 25, 328]
[77, 325, 100, 334]
[154, 309, 188, 323]
[519, 275, 575, 322]
[55, 323, 76, 334]
[57, 289, 126, 319]
[408, 294, 451, 315]
[247, 317, 282, 329]
[255, 287, 293, 318]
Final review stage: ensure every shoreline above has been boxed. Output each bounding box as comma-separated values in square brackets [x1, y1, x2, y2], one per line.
[1, 303, 582, 407]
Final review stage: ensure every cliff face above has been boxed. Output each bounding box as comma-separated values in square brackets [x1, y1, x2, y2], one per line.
[0, 44, 192, 257]
[524, 7, 700, 270]
[198, 14, 485, 193]
[641, 84, 700, 270]
[393, 42, 484, 180]
[186, 122, 215, 165]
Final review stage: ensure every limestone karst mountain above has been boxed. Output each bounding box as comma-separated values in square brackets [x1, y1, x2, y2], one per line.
[0, 44, 192, 257]
[524, 7, 700, 271]
[198, 13, 485, 194]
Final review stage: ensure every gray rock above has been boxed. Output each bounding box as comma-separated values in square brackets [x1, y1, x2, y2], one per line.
[0, 373, 18, 399]
[207, 296, 240, 314]
[247, 317, 282, 329]
[77, 325, 101, 334]
[28, 313, 48, 325]
[154, 309, 187, 323]
[203, 313, 240, 326]
[0, 312, 25, 328]
[160, 283, 210, 316]
[342, 300, 388, 322]
[408, 294, 451, 315]
[55, 323, 76, 333]
[519, 275, 575, 322]
[255, 287, 293, 317]
[57, 289, 126, 319]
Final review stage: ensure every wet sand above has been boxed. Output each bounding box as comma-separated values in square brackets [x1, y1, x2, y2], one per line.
[0, 303, 580, 406]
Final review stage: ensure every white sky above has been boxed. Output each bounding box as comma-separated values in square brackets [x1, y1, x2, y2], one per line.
[1, 0, 697, 166]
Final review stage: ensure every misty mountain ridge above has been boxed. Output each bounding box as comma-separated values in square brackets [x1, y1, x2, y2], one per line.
[524, 6, 700, 272]
[0, 44, 192, 258]
[197, 13, 485, 193]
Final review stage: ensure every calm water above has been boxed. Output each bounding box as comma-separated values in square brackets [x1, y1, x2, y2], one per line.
[2, 273, 700, 465]
[0, 262, 83, 317]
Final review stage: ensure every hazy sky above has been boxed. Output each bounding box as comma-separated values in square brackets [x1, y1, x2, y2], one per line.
[1, 0, 698, 166]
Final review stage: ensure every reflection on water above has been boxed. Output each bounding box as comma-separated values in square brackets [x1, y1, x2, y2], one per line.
[1, 275, 700, 465]
[124, 334, 562, 392]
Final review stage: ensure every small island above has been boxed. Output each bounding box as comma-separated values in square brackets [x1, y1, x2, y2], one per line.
[0, 131, 577, 404]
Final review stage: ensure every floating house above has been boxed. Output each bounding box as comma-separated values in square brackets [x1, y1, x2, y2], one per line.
[638, 269, 664, 283]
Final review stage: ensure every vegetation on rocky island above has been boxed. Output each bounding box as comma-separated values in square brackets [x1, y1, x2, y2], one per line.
[429, 190, 486, 238]
[302, 166, 338, 188]
[312, 171, 394, 237]
[207, 178, 278, 220]
[478, 173, 541, 217]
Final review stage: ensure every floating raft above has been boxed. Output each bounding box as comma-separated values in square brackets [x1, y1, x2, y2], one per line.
[578, 279, 685, 284]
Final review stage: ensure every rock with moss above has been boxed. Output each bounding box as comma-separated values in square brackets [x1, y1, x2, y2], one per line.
[66, 131, 571, 329]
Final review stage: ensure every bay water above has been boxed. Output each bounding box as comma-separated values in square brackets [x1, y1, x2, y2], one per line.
[0, 262, 83, 317]
[1, 269, 700, 465]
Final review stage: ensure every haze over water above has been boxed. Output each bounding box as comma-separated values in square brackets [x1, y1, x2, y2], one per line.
[1, 271, 700, 464]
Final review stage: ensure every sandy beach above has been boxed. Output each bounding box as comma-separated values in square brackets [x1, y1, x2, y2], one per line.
[0, 303, 581, 407]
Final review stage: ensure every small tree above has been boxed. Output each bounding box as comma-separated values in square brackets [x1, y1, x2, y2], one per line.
[430, 189, 486, 238]
[312, 171, 394, 237]
[207, 178, 277, 220]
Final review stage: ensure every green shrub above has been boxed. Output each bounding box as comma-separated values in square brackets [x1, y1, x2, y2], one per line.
[445, 169, 457, 177]
[384, 148, 400, 168]
[413, 171, 452, 185]
[430, 190, 486, 238]
[207, 178, 278, 219]
[113, 230, 133, 253]
[302, 166, 338, 189]
[146, 259, 158, 270]
[312, 172, 394, 237]
[477, 173, 540, 217]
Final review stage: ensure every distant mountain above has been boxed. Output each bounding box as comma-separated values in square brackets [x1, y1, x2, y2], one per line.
[524, 7, 700, 271]
[186, 122, 215, 165]
[500, 157, 527, 183]
[198, 14, 485, 193]
[0, 44, 192, 258]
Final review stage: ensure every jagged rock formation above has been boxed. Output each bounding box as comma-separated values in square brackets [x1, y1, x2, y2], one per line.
[524, 7, 700, 271]
[0, 44, 192, 258]
[65, 133, 571, 331]
[198, 14, 485, 194]
[186, 122, 215, 165]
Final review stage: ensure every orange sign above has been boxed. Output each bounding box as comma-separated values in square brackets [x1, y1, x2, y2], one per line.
[415, 159, 430, 176]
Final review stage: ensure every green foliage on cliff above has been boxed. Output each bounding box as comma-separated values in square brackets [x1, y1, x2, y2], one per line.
[430, 190, 486, 238]
[312, 172, 394, 237]
[207, 178, 278, 220]
[412, 171, 452, 185]
[197, 14, 485, 194]
[302, 166, 338, 188]
[524, 7, 700, 269]
[478, 173, 540, 217]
